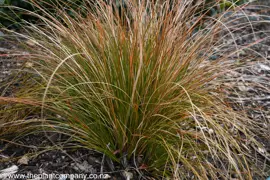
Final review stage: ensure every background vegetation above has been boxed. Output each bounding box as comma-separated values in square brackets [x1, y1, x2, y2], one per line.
[1, 0, 251, 28]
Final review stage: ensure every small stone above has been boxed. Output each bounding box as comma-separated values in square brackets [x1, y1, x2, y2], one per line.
[208, 128, 214, 134]
[123, 171, 133, 180]
[258, 63, 270, 71]
[103, 174, 111, 179]
[258, 147, 266, 154]
[238, 85, 246, 91]
[25, 62, 34, 68]
[18, 155, 29, 165]
[75, 161, 93, 173]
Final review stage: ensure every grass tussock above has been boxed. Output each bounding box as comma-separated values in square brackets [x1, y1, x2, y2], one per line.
[0, 0, 269, 179]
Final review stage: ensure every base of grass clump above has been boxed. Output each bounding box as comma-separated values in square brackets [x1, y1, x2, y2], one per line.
[0, 0, 269, 179]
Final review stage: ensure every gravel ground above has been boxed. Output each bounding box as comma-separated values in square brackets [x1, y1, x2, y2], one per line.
[0, 134, 129, 180]
[0, 38, 23, 83]
[223, 4, 270, 150]
[0, 2, 270, 180]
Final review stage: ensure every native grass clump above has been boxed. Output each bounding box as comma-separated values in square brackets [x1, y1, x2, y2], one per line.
[0, 0, 269, 179]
